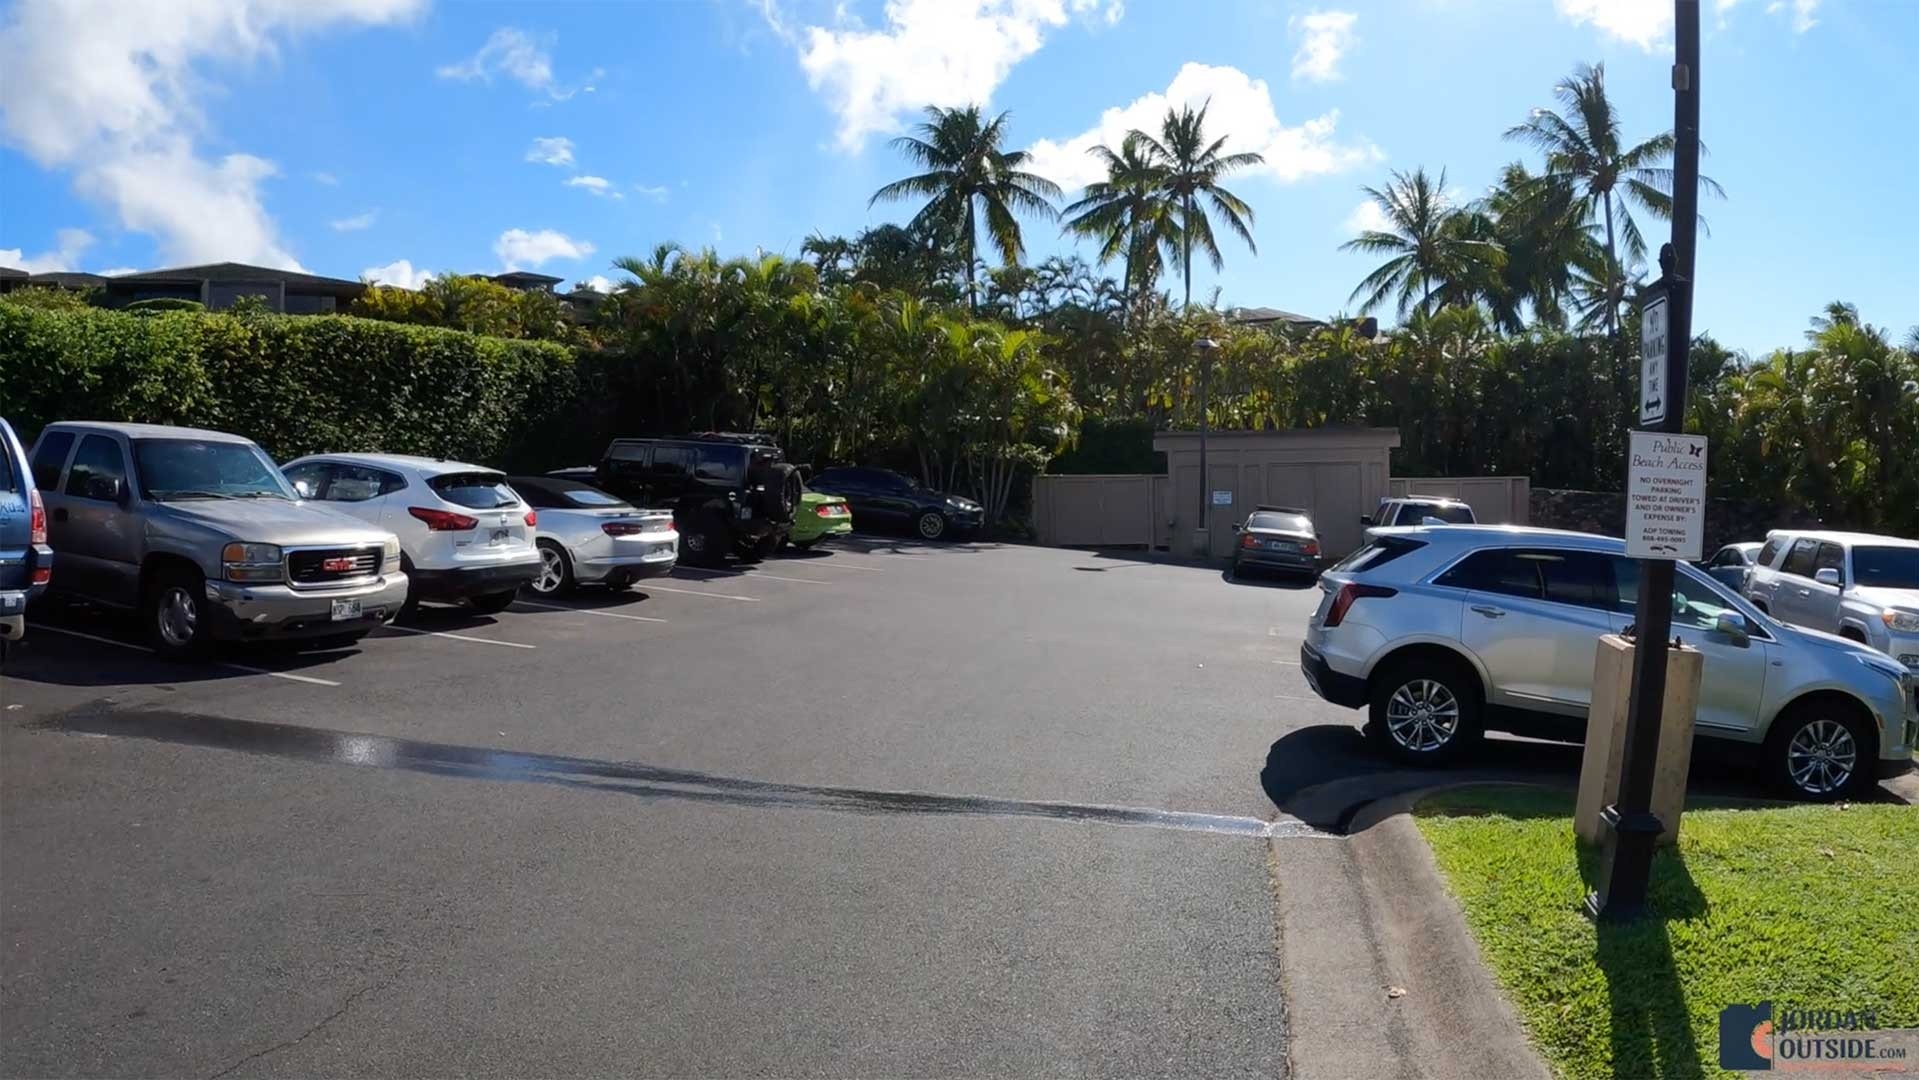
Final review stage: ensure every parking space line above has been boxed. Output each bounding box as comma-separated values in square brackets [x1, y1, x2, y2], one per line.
[636, 583, 761, 602]
[513, 600, 667, 623]
[26, 624, 342, 687]
[674, 567, 829, 586]
[781, 559, 884, 573]
[381, 626, 537, 649]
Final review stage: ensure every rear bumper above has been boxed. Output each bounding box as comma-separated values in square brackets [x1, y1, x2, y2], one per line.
[203, 574, 408, 641]
[0, 588, 23, 641]
[791, 519, 855, 543]
[1235, 550, 1321, 574]
[577, 549, 678, 582]
[411, 560, 541, 599]
[1300, 643, 1369, 709]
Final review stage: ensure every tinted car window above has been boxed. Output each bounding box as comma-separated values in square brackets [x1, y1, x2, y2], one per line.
[1613, 560, 1741, 631]
[1248, 512, 1312, 533]
[606, 443, 648, 476]
[695, 447, 743, 483]
[1813, 542, 1845, 579]
[1851, 547, 1919, 590]
[651, 446, 693, 481]
[1535, 550, 1616, 610]
[1401, 502, 1473, 525]
[1756, 537, 1782, 567]
[1329, 537, 1426, 574]
[1780, 538, 1820, 578]
[1436, 549, 1541, 599]
[283, 462, 330, 497]
[1710, 547, 1742, 567]
[64, 435, 128, 499]
[428, 472, 520, 509]
[31, 430, 74, 490]
[561, 488, 626, 508]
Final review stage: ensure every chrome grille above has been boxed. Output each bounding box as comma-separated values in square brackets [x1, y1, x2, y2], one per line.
[286, 546, 380, 587]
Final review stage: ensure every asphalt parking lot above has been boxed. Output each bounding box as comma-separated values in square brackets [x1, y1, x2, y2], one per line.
[0, 537, 1903, 1077]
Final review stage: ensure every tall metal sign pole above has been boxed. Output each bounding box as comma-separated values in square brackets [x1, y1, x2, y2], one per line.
[1589, 0, 1702, 921]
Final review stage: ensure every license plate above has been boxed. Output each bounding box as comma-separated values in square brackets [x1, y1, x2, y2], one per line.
[1266, 540, 1296, 551]
[740, 506, 753, 520]
[490, 528, 510, 544]
[330, 598, 362, 622]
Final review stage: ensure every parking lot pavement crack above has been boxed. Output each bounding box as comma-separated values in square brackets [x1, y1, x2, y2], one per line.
[203, 981, 380, 1080]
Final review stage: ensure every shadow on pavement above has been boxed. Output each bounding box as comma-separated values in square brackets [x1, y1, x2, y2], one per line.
[6, 603, 361, 688]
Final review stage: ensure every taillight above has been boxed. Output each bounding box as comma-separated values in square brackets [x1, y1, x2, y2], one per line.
[524, 510, 538, 527]
[1301, 540, 1321, 556]
[1323, 582, 1397, 627]
[602, 521, 645, 536]
[31, 565, 50, 585]
[818, 505, 836, 518]
[408, 506, 478, 531]
[665, 519, 676, 532]
[1239, 533, 1257, 549]
[28, 488, 46, 544]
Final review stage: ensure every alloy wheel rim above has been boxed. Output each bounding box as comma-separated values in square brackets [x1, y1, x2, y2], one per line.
[919, 514, 944, 539]
[534, 548, 563, 593]
[1386, 678, 1460, 752]
[1787, 718, 1857, 795]
[157, 587, 197, 647]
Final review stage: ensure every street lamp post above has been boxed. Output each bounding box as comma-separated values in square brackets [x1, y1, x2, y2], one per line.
[1194, 337, 1219, 557]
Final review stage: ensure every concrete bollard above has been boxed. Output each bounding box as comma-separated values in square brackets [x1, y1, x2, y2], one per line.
[1575, 634, 1703, 847]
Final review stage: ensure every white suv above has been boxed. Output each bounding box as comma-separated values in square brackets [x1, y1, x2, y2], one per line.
[282, 453, 541, 616]
[1299, 525, 1916, 800]
[1745, 530, 1919, 672]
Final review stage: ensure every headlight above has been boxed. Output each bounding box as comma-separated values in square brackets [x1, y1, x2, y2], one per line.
[1883, 609, 1919, 633]
[380, 536, 402, 573]
[221, 542, 283, 583]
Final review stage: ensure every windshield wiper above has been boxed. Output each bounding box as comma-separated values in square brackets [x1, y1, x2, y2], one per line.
[229, 491, 288, 499]
[153, 489, 235, 500]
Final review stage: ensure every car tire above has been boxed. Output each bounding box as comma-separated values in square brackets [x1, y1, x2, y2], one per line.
[469, 590, 518, 615]
[1767, 700, 1873, 802]
[529, 540, 575, 596]
[749, 533, 782, 559]
[681, 512, 730, 567]
[791, 538, 819, 551]
[1367, 655, 1481, 765]
[396, 554, 421, 623]
[146, 565, 213, 662]
[915, 510, 949, 541]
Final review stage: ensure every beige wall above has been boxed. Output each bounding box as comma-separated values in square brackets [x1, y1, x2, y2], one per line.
[1388, 476, 1532, 525]
[1153, 428, 1402, 559]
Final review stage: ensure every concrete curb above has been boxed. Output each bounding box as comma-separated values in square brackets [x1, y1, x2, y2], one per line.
[1272, 781, 1552, 1080]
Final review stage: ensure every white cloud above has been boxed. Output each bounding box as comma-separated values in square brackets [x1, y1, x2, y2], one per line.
[96, 266, 141, 277]
[1290, 10, 1357, 83]
[525, 136, 574, 167]
[766, 0, 1123, 151]
[1342, 199, 1391, 237]
[437, 27, 569, 98]
[580, 274, 615, 293]
[1786, 0, 1820, 32]
[311, 171, 339, 185]
[360, 258, 433, 289]
[0, 228, 95, 273]
[0, 0, 423, 270]
[1025, 63, 1384, 192]
[494, 228, 595, 270]
[564, 174, 621, 198]
[633, 183, 670, 201]
[1554, 0, 1671, 50]
[329, 209, 378, 231]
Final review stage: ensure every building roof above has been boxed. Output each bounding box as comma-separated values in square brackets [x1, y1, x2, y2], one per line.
[112, 262, 365, 296]
[1227, 306, 1323, 326]
[489, 271, 565, 288]
[28, 271, 109, 287]
[0, 266, 27, 280]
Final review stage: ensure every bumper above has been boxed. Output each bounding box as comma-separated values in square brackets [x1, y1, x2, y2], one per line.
[203, 574, 408, 641]
[577, 552, 678, 582]
[950, 508, 985, 531]
[791, 519, 855, 543]
[1235, 550, 1321, 574]
[411, 560, 540, 599]
[1300, 643, 1369, 709]
[1, 589, 23, 642]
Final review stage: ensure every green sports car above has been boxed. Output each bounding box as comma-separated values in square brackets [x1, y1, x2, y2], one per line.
[788, 490, 853, 549]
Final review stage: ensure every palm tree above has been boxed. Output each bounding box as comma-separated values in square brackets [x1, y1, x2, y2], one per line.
[871, 105, 1062, 308]
[1128, 101, 1263, 309]
[1341, 167, 1504, 319]
[1475, 161, 1603, 331]
[1506, 62, 1724, 337]
[1060, 132, 1175, 326]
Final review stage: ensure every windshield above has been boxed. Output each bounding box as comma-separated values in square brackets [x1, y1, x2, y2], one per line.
[1851, 546, 1919, 590]
[134, 438, 294, 501]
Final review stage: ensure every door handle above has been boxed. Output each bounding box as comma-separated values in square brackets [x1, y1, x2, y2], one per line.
[1470, 605, 1506, 618]
[1797, 588, 1811, 597]
[53, 507, 68, 523]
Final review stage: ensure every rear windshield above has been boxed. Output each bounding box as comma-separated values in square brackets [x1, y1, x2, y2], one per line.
[1851, 547, 1919, 590]
[562, 487, 626, 508]
[1248, 512, 1311, 533]
[429, 472, 520, 509]
[1330, 537, 1426, 574]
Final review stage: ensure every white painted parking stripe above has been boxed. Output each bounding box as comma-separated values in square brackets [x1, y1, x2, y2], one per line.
[783, 559, 884, 573]
[634, 582, 760, 602]
[674, 567, 829, 586]
[513, 600, 667, 623]
[381, 626, 537, 649]
[26, 624, 342, 687]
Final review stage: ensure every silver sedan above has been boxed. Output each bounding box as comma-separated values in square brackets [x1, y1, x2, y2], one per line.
[507, 476, 677, 595]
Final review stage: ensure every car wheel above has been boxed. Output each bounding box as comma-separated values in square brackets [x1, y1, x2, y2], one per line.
[1367, 656, 1480, 765]
[469, 590, 518, 615]
[915, 510, 948, 541]
[396, 554, 421, 623]
[529, 540, 575, 596]
[146, 566, 213, 661]
[791, 538, 819, 551]
[750, 533, 782, 558]
[681, 513, 729, 567]
[1769, 702, 1872, 802]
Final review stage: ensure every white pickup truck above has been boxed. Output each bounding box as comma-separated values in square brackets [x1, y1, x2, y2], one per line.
[1362, 496, 1477, 542]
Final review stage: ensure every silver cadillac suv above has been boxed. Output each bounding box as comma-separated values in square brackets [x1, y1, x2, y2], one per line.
[1298, 525, 1916, 800]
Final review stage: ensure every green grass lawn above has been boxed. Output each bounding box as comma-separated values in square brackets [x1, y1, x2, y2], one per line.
[1414, 785, 1919, 1079]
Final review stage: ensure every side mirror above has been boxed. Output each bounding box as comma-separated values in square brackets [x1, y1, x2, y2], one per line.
[86, 475, 125, 502]
[1713, 611, 1752, 647]
[1359, 515, 1373, 527]
[1814, 568, 1841, 588]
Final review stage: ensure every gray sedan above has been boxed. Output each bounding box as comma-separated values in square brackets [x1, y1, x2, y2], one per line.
[508, 476, 677, 595]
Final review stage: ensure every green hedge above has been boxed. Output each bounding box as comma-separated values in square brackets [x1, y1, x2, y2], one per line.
[0, 303, 576, 469]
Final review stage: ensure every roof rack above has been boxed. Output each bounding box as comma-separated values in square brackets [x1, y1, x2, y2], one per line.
[1254, 505, 1310, 514]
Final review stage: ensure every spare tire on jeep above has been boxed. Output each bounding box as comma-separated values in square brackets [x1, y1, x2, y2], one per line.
[751, 461, 801, 523]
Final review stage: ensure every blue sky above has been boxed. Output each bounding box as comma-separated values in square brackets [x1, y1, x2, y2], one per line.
[1, 0, 1912, 354]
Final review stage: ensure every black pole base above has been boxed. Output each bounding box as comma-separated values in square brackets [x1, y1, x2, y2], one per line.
[1584, 804, 1666, 923]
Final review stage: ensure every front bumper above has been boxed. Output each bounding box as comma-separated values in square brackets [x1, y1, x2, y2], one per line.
[203, 574, 408, 641]
[1300, 643, 1369, 709]
[411, 560, 541, 599]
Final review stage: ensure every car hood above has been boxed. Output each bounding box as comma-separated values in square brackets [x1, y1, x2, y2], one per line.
[157, 498, 392, 546]
[1848, 585, 1919, 612]
[1773, 618, 1885, 661]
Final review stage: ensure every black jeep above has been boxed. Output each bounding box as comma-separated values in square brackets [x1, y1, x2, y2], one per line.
[586, 433, 801, 565]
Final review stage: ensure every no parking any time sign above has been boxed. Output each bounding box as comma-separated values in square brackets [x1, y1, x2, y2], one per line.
[1625, 431, 1708, 561]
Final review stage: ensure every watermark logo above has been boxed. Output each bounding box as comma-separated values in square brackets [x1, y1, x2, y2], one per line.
[1719, 1001, 1913, 1073]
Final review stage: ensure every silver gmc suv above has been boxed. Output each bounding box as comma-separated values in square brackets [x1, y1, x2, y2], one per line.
[1299, 525, 1916, 801]
[1744, 530, 1919, 673]
[28, 422, 408, 659]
